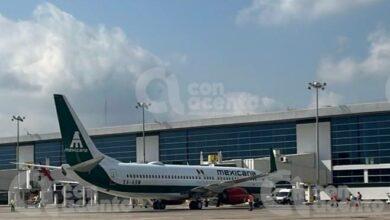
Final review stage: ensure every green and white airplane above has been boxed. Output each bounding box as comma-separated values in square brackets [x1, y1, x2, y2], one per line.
[20, 94, 279, 210]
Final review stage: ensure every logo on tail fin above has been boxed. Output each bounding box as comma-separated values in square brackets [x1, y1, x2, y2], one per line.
[65, 131, 88, 153]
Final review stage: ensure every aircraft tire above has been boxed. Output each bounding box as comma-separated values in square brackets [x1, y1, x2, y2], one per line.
[189, 201, 202, 210]
[153, 201, 166, 210]
[189, 201, 196, 210]
[197, 201, 203, 210]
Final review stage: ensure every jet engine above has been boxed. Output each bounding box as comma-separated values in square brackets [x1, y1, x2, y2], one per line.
[219, 187, 248, 205]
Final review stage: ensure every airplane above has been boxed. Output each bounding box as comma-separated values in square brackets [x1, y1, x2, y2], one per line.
[16, 94, 279, 210]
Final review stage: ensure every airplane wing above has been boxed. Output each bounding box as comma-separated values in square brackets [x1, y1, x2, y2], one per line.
[56, 180, 79, 184]
[11, 162, 62, 170]
[190, 172, 269, 194]
[11, 155, 104, 172]
[191, 148, 278, 195]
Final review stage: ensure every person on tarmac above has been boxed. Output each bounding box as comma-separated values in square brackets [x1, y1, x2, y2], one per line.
[357, 192, 362, 207]
[247, 194, 254, 211]
[330, 192, 339, 207]
[10, 199, 15, 212]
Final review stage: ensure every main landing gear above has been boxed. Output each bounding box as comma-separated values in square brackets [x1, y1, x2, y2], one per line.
[152, 200, 166, 210]
[189, 200, 203, 210]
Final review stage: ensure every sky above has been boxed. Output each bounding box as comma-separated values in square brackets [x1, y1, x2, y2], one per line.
[0, 0, 390, 137]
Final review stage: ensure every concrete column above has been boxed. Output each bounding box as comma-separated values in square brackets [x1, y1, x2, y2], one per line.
[364, 169, 369, 183]
[93, 191, 98, 205]
[307, 186, 313, 203]
[39, 190, 44, 207]
[26, 169, 31, 189]
[8, 191, 12, 205]
[90, 189, 93, 206]
[53, 184, 57, 205]
[82, 186, 86, 206]
[62, 184, 67, 208]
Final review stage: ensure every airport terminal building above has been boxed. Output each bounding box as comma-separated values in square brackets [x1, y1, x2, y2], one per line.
[2, 101, 390, 201]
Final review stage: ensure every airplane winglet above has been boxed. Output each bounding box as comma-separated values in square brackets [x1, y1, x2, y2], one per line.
[70, 155, 104, 172]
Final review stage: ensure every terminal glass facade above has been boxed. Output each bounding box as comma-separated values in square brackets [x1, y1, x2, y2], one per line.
[332, 113, 390, 166]
[35, 141, 64, 166]
[93, 134, 136, 163]
[160, 122, 297, 164]
[368, 169, 390, 183]
[0, 145, 16, 170]
[2, 110, 390, 187]
[333, 170, 364, 184]
[332, 113, 390, 184]
[32, 134, 137, 167]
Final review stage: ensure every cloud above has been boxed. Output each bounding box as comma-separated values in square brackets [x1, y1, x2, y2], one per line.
[0, 3, 283, 137]
[337, 36, 349, 53]
[0, 3, 164, 136]
[236, 0, 381, 26]
[0, 3, 163, 94]
[317, 28, 390, 83]
[308, 91, 344, 108]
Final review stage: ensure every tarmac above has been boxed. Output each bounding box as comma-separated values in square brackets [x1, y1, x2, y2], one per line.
[1, 202, 390, 220]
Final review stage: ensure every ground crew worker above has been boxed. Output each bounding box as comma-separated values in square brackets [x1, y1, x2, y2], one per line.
[10, 199, 15, 212]
[247, 194, 254, 211]
[357, 192, 362, 207]
[330, 192, 339, 207]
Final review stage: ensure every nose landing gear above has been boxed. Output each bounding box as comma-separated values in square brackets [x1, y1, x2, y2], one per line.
[189, 200, 203, 210]
[152, 200, 166, 210]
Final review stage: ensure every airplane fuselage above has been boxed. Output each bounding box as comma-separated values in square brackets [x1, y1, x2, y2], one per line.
[67, 158, 262, 200]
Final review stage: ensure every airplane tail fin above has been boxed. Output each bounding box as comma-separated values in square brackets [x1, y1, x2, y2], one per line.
[269, 148, 277, 173]
[54, 94, 103, 166]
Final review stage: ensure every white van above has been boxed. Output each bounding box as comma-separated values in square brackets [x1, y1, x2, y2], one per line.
[274, 189, 293, 205]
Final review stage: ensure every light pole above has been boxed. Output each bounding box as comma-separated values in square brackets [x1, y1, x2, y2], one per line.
[136, 102, 150, 163]
[11, 115, 25, 190]
[308, 81, 326, 199]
